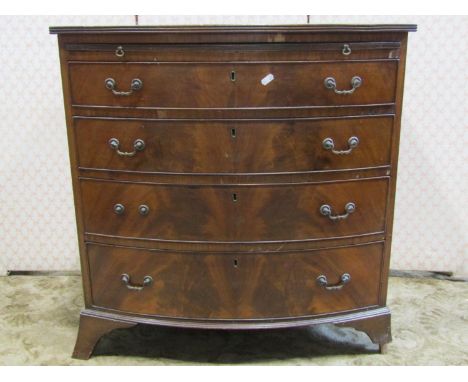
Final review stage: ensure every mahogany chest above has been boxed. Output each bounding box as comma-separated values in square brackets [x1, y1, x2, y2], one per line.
[50, 24, 416, 359]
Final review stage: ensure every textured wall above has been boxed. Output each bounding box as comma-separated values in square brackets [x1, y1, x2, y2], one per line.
[0, 15, 466, 275]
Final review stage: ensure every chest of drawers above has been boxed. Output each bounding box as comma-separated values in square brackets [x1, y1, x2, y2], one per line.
[50, 24, 416, 359]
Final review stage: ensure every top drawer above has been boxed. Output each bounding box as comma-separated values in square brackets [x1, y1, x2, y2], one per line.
[65, 42, 401, 62]
[68, 61, 397, 108]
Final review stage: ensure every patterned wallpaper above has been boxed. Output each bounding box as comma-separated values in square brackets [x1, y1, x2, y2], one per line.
[0, 16, 466, 275]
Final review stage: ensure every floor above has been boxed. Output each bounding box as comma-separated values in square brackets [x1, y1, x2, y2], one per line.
[0, 275, 466, 365]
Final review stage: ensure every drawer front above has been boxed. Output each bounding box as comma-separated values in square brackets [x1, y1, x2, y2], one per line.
[75, 116, 393, 173]
[66, 42, 401, 62]
[80, 179, 388, 242]
[88, 242, 383, 319]
[69, 61, 397, 108]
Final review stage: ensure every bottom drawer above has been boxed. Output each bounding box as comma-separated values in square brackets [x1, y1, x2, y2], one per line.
[88, 243, 383, 319]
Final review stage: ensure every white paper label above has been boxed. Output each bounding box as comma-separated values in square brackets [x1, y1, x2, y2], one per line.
[261, 73, 275, 86]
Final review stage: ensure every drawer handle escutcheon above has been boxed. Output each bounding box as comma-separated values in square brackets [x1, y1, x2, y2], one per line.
[113, 203, 125, 215]
[138, 204, 150, 216]
[322, 136, 359, 155]
[320, 202, 356, 220]
[324, 76, 362, 95]
[121, 273, 153, 291]
[105, 78, 143, 96]
[115, 46, 125, 57]
[108, 138, 145, 157]
[317, 273, 351, 290]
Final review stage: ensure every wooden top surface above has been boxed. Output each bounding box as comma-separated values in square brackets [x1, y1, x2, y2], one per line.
[49, 24, 417, 34]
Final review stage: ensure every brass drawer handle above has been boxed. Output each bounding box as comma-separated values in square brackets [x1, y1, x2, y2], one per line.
[324, 76, 362, 95]
[317, 273, 351, 290]
[121, 273, 153, 291]
[108, 138, 145, 157]
[105, 77, 143, 96]
[320, 202, 356, 220]
[342, 44, 352, 55]
[322, 136, 359, 155]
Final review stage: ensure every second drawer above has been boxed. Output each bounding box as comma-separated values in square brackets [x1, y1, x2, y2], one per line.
[75, 116, 393, 173]
[80, 178, 388, 242]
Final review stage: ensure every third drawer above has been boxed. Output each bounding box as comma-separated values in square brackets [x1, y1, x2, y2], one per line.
[81, 178, 388, 242]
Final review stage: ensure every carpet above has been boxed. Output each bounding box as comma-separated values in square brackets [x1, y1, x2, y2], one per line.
[0, 276, 466, 365]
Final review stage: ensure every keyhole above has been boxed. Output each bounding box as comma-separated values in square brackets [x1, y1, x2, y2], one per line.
[232, 193, 238, 202]
[230, 70, 236, 82]
[233, 258, 239, 268]
[231, 128, 236, 138]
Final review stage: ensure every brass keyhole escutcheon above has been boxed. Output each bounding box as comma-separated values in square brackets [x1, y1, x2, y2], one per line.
[231, 128, 237, 138]
[232, 193, 238, 202]
[233, 258, 239, 268]
[230, 70, 236, 82]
